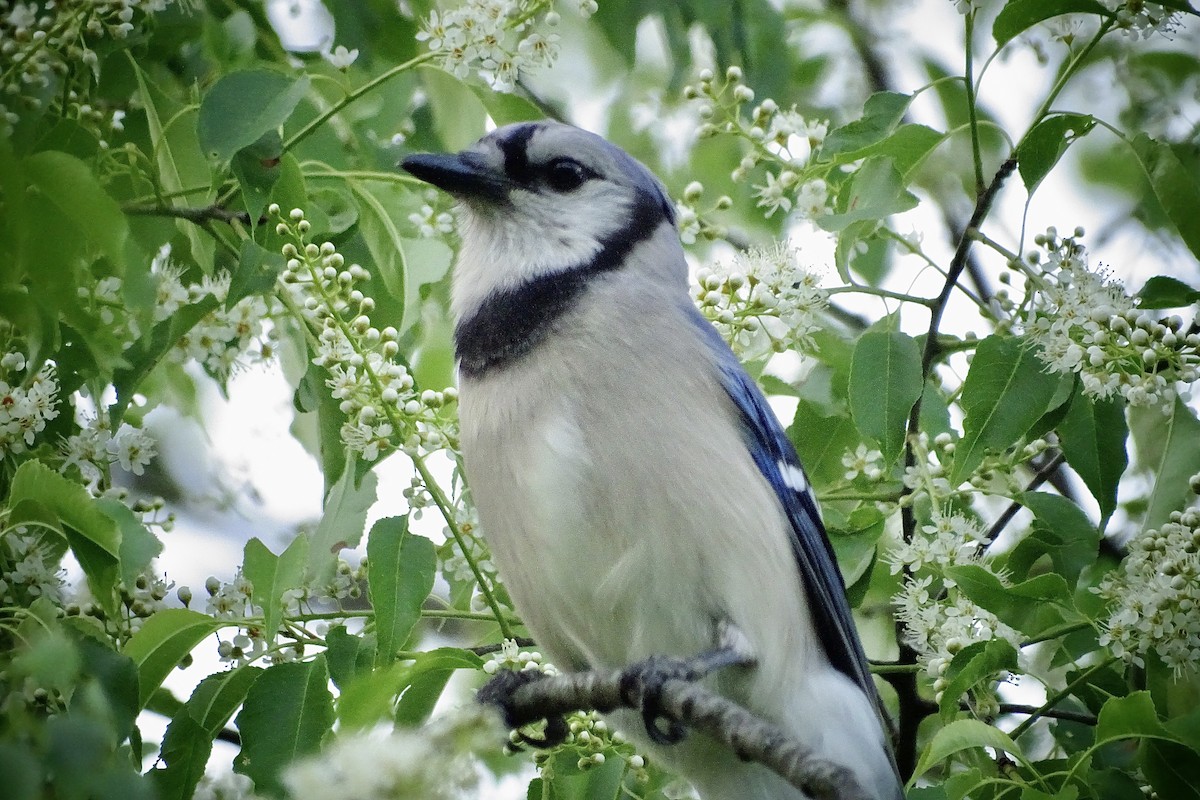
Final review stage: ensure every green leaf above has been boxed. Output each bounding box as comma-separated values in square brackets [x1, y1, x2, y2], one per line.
[231, 129, 284, 223]
[324, 626, 375, 691]
[993, 0, 1111, 47]
[848, 330, 922, 465]
[944, 565, 1073, 633]
[74, 634, 140, 741]
[197, 70, 312, 163]
[1137, 275, 1200, 309]
[122, 609, 225, 709]
[822, 92, 913, 154]
[819, 157, 919, 231]
[349, 180, 410, 332]
[394, 648, 483, 727]
[913, 718, 1026, 779]
[1130, 396, 1200, 532]
[1144, 741, 1200, 800]
[96, 498, 163, 590]
[243, 535, 309, 642]
[1017, 114, 1095, 194]
[151, 715, 211, 800]
[184, 666, 263, 736]
[234, 657, 335, 798]
[1057, 390, 1127, 523]
[131, 61, 215, 271]
[0, 743, 41, 800]
[25, 151, 129, 267]
[939, 639, 1019, 720]
[335, 661, 409, 730]
[228, 239, 286, 307]
[789, 399, 859, 487]
[1095, 692, 1176, 745]
[1130, 133, 1200, 261]
[1011, 492, 1100, 585]
[9, 460, 121, 614]
[951, 335, 1062, 485]
[368, 517, 436, 667]
[309, 466, 377, 585]
[417, 66, 488, 151]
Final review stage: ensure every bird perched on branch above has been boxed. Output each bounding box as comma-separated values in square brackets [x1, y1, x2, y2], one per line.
[403, 120, 902, 800]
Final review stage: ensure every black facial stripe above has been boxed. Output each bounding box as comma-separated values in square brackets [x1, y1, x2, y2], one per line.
[455, 190, 669, 379]
[498, 125, 538, 184]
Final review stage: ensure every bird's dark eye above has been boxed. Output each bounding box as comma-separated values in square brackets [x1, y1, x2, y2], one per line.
[545, 158, 592, 192]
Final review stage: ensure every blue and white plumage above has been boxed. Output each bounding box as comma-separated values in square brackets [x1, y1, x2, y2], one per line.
[403, 121, 902, 800]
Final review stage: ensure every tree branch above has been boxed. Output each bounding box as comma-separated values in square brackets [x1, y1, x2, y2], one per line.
[478, 666, 874, 800]
[123, 203, 254, 226]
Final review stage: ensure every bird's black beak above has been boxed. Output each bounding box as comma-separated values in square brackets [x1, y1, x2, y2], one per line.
[400, 151, 508, 201]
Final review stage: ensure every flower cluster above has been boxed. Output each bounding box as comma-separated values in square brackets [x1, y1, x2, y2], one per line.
[272, 205, 458, 462]
[439, 504, 503, 607]
[0, 352, 59, 459]
[685, 67, 832, 220]
[0, 0, 175, 138]
[1020, 228, 1199, 410]
[1095, 507, 1200, 674]
[673, 181, 732, 245]
[695, 242, 828, 360]
[408, 199, 455, 239]
[1102, 1, 1180, 38]
[283, 706, 501, 800]
[74, 246, 277, 383]
[0, 528, 66, 608]
[891, 511, 1022, 705]
[61, 418, 157, 487]
[415, 0, 576, 93]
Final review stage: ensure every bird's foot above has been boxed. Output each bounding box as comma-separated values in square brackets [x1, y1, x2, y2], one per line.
[620, 640, 757, 746]
[477, 669, 570, 749]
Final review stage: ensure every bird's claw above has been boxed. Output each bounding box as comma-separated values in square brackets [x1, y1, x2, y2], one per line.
[619, 654, 699, 745]
[477, 669, 570, 749]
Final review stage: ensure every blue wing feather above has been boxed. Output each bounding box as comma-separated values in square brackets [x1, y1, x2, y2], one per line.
[685, 305, 879, 705]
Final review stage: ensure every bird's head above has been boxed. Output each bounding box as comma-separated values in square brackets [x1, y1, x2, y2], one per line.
[401, 120, 679, 320]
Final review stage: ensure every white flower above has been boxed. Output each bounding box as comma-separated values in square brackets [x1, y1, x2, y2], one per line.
[842, 443, 883, 481]
[322, 44, 359, 69]
[106, 423, 156, 476]
[753, 171, 793, 217]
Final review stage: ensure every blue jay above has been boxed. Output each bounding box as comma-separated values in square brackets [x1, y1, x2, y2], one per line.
[403, 121, 902, 800]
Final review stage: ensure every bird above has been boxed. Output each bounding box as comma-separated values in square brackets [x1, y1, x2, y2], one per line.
[402, 120, 903, 800]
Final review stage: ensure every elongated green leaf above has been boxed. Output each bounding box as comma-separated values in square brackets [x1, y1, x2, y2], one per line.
[96, 498, 163, 590]
[131, 60, 214, 271]
[819, 157, 919, 231]
[945, 565, 1073, 633]
[1131, 396, 1200, 532]
[309, 467, 377, 585]
[349, 180, 409, 332]
[1130, 134, 1200, 261]
[789, 399, 859, 487]
[151, 715, 212, 800]
[197, 69, 311, 163]
[823, 92, 913, 154]
[993, 0, 1110, 47]
[848, 330, 922, 465]
[234, 657, 335, 798]
[1057, 390, 1127, 522]
[243, 535, 309, 641]
[1145, 741, 1200, 800]
[368, 517, 436, 667]
[1017, 114, 1095, 194]
[151, 664, 264, 799]
[123, 609, 225, 709]
[1137, 275, 1200, 309]
[1096, 692, 1176, 745]
[25, 151, 128, 267]
[394, 648, 484, 727]
[914, 718, 1026, 779]
[9, 460, 121, 613]
[324, 626, 375, 691]
[939, 639, 1019, 720]
[336, 660, 408, 730]
[951, 335, 1061, 485]
[1010, 491, 1100, 584]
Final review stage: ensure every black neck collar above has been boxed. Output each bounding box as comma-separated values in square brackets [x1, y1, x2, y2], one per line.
[454, 192, 669, 379]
